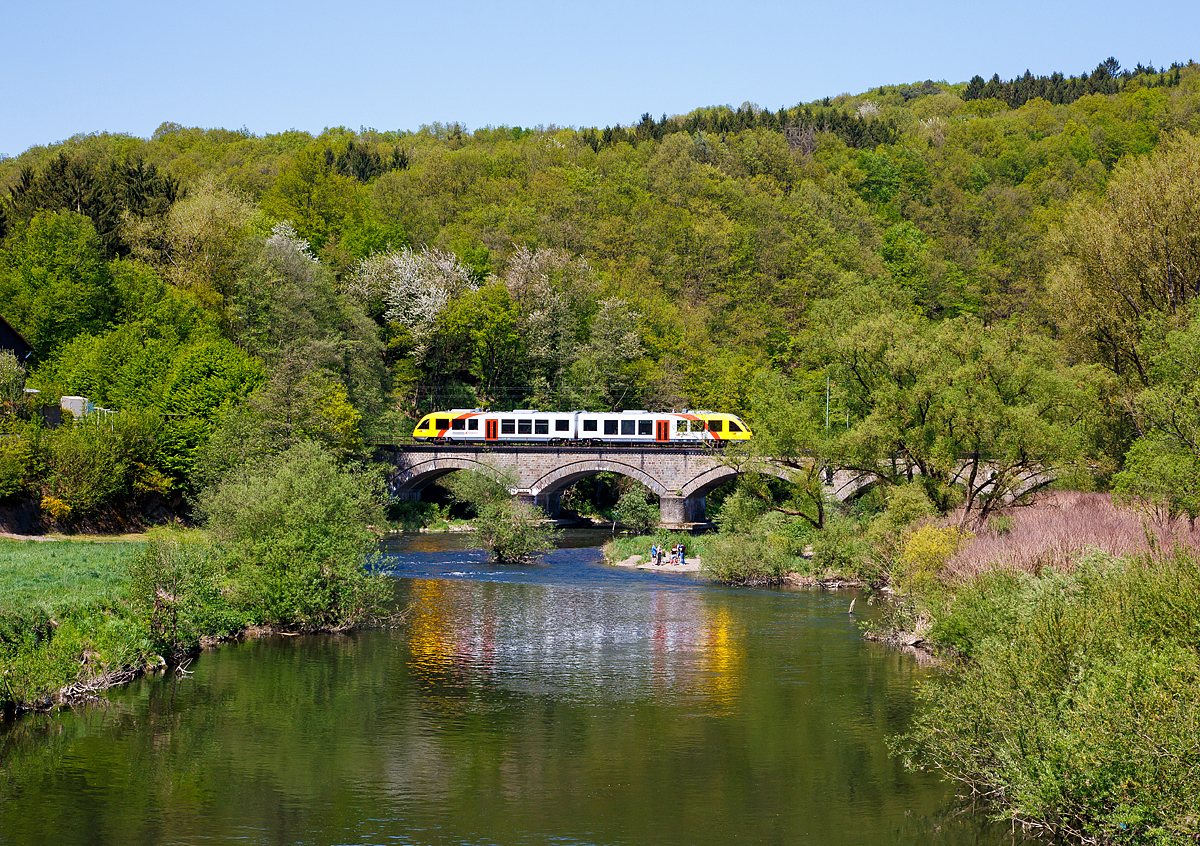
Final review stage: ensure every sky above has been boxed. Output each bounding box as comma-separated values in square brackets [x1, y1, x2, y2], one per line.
[4, 0, 1200, 157]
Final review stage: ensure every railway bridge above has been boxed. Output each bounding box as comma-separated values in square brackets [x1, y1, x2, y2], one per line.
[382, 444, 868, 528]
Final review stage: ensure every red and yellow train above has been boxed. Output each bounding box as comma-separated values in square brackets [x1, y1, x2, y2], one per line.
[412, 409, 752, 445]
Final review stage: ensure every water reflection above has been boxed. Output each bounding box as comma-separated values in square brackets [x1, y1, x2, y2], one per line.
[0, 533, 1032, 846]
[405, 578, 744, 715]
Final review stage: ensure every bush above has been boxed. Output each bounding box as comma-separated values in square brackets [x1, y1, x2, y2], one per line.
[127, 535, 239, 659]
[474, 500, 558, 563]
[445, 468, 560, 563]
[810, 515, 866, 577]
[701, 532, 791, 585]
[898, 550, 1200, 843]
[41, 412, 169, 518]
[201, 440, 388, 629]
[613, 486, 658, 534]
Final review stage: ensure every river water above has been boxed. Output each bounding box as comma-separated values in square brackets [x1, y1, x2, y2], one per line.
[0, 530, 1020, 846]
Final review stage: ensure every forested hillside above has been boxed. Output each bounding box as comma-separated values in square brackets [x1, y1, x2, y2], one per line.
[2, 57, 1200, 527]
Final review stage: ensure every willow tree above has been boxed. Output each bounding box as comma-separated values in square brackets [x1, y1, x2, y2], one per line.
[830, 312, 1104, 518]
[1050, 131, 1200, 384]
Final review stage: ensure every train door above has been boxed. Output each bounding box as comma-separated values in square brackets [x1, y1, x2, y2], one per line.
[485, 419, 498, 440]
[655, 420, 669, 442]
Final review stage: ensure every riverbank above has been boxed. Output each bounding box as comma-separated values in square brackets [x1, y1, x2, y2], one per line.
[883, 493, 1200, 844]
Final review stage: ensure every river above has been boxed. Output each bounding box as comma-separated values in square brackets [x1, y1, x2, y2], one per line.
[0, 530, 1021, 845]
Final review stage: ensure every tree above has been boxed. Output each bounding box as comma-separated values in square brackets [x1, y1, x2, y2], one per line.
[0, 210, 114, 359]
[1113, 309, 1200, 527]
[445, 467, 558, 563]
[436, 282, 525, 403]
[829, 313, 1103, 518]
[351, 246, 477, 363]
[723, 369, 831, 529]
[201, 440, 386, 629]
[569, 297, 647, 410]
[613, 485, 659, 534]
[261, 144, 368, 250]
[1049, 132, 1200, 384]
[124, 178, 259, 313]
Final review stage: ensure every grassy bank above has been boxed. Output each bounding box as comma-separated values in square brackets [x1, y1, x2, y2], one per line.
[2, 443, 396, 717]
[1, 537, 150, 713]
[884, 493, 1200, 845]
[604, 531, 711, 565]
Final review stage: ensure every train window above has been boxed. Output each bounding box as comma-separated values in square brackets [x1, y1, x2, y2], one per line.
[468, 419, 479, 430]
[518, 419, 533, 434]
[621, 420, 635, 435]
[555, 419, 570, 432]
[707, 420, 724, 432]
[416, 420, 429, 430]
[583, 419, 598, 432]
[604, 420, 618, 435]
[676, 421, 688, 432]
[728, 421, 743, 433]
[638, 420, 652, 435]
[501, 420, 516, 434]
[534, 420, 549, 434]
[451, 419, 465, 430]
[436, 418, 451, 429]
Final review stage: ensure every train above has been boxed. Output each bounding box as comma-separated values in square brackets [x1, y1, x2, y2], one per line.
[411, 409, 752, 445]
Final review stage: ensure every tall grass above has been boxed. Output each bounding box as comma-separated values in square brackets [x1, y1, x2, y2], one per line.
[944, 492, 1200, 580]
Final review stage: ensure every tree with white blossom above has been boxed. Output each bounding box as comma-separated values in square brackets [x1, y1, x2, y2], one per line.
[349, 247, 477, 362]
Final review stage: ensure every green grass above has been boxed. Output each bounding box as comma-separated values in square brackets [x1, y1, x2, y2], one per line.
[0, 539, 143, 613]
[604, 531, 710, 564]
[0, 538, 152, 712]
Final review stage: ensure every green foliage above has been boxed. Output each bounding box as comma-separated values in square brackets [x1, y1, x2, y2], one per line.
[899, 550, 1200, 843]
[201, 440, 387, 629]
[701, 531, 791, 585]
[444, 467, 559, 563]
[809, 515, 867, 577]
[41, 412, 168, 519]
[612, 485, 659, 534]
[0, 539, 148, 709]
[0, 211, 114, 359]
[126, 535, 238, 659]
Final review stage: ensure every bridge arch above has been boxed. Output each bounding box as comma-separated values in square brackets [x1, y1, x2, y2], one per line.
[529, 460, 669, 499]
[390, 455, 513, 498]
[677, 463, 797, 499]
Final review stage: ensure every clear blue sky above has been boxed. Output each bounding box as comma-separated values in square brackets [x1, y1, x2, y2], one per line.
[4, 0, 1198, 158]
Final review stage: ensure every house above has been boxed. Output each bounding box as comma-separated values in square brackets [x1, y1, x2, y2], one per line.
[0, 314, 33, 362]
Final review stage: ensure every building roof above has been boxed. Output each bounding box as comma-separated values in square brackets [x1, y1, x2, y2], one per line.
[0, 314, 33, 361]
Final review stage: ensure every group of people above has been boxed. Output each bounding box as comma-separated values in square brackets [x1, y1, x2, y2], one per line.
[649, 542, 685, 567]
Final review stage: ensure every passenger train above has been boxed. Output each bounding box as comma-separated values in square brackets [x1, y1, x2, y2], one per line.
[412, 409, 752, 445]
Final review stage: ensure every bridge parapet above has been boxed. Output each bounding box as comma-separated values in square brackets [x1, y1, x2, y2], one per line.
[383, 444, 867, 528]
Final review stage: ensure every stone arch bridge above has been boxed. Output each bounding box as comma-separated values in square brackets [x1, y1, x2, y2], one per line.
[382, 444, 867, 528]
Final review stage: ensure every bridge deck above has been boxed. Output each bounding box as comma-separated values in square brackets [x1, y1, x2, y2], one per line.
[382, 443, 723, 456]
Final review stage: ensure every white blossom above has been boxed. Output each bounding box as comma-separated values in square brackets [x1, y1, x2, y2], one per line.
[265, 221, 317, 263]
[351, 247, 477, 360]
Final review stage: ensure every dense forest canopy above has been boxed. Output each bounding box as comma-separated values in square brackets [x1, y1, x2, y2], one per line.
[3, 57, 1200, 523]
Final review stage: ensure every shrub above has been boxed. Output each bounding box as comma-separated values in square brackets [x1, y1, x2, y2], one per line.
[41, 412, 169, 518]
[201, 440, 388, 629]
[613, 486, 658, 534]
[898, 550, 1200, 843]
[445, 468, 560, 563]
[127, 535, 239, 659]
[701, 532, 791, 585]
[474, 499, 558, 564]
[810, 515, 866, 577]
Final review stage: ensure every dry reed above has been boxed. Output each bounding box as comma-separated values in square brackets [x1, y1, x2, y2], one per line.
[943, 491, 1200, 580]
